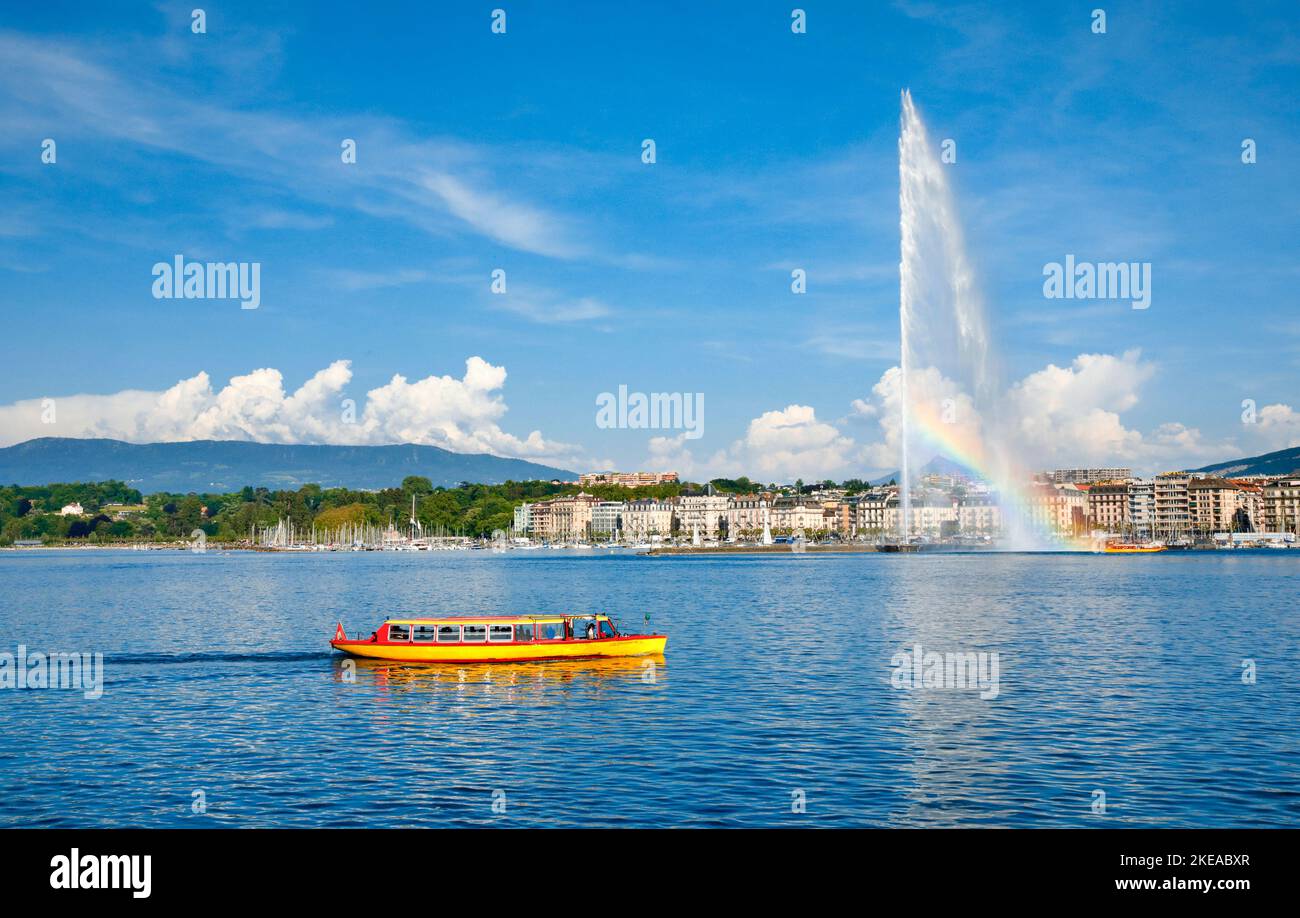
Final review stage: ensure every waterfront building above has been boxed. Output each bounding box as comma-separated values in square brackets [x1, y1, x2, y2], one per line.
[1262, 477, 1300, 534]
[621, 498, 674, 540]
[770, 495, 831, 535]
[1154, 473, 1192, 540]
[1128, 480, 1155, 538]
[1027, 484, 1088, 537]
[957, 494, 1001, 537]
[1051, 468, 1133, 485]
[579, 471, 679, 488]
[551, 492, 598, 540]
[1187, 477, 1241, 534]
[905, 494, 959, 538]
[1233, 481, 1264, 532]
[529, 501, 554, 539]
[512, 501, 532, 534]
[589, 501, 625, 538]
[823, 500, 853, 536]
[677, 489, 730, 540]
[855, 493, 893, 536]
[526, 492, 599, 541]
[725, 493, 772, 539]
[1088, 482, 1130, 532]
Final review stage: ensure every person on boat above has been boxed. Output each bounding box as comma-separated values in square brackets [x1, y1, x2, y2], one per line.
[585, 621, 597, 640]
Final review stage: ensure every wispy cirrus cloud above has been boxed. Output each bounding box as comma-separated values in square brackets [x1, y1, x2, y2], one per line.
[0, 29, 593, 261]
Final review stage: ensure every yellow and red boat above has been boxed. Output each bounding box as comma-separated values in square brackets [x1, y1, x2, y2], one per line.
[1103, 541, 1166, 554]
[330, 613, 667, 663]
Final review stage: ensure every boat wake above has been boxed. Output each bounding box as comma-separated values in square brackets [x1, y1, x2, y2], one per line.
[105, 650, 335, 666]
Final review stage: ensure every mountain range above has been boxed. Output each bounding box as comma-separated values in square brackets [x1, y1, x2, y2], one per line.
[0, 438, 578, 493]
[1190, 445, 1300, 478]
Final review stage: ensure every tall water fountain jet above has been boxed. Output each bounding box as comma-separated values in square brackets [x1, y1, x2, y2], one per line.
[896, 90, 1047, 550]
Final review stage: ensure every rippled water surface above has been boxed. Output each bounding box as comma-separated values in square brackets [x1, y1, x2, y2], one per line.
[1, 549, 1297, 827]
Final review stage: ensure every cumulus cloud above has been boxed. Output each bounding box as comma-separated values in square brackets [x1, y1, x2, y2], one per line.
[650, 406, 861, 482]
[646, 350, 1252, 483]
[0, 358, 582, 465]
[1251, 403, 1300, 451]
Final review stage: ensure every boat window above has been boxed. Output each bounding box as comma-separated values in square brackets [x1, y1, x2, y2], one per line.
[573, 617, 597, 640]
[599, 620, 616, 638]
[488, 624, 514, 643]
[412, 625, 437, 643]
[387, 624, 410, 642]
[436, 625, 461, 643]
[538, 622, 565, 641]
[462, 624, 487, 643]
[515, 624, 534, 642]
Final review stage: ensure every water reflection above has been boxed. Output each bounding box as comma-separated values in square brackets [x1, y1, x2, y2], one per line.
[333, 654, 667, 703]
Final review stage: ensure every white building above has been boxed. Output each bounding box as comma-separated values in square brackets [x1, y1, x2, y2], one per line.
[512, 501, 533, 534]
[59, 502, 85, 517]
[1128, 480, 1155, 538]
[589, 501, 625, 538]
[676, 491, 729, 540]
[725, 494, 772, 539]
[622, 499, 674, 540]
[957, 495, 1001, 537]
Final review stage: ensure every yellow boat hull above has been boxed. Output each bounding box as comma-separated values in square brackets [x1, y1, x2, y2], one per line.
[332, 635, 667, 663]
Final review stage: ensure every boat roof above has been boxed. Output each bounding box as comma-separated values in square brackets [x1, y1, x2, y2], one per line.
[385, 613, 609, 625]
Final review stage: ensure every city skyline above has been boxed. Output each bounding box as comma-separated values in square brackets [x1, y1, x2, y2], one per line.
[2, 1, 1298, 481]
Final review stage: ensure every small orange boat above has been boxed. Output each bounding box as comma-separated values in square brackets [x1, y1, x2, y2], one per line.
[330, 613, 667, 663]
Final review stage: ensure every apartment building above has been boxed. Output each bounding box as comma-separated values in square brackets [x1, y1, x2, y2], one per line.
[770, 495, 831, 534]
[1052, 468, 1133, 485]
[621, 498, 674, 540]
[1262, 478, 1300, 533]
[676, 490, 729, 540]
[1187, 477, 1241, 533]
[578, 471, 679, 487]
[1154, 473, 1192, 539]
[1087, 482, 1130, 532]
[1128, 480, 1155, 538]
[725, 494, 772, 539]
[1027, 484, 1088, 537]
[589, 501, 625, 537]
[957, 494, 1001, 537]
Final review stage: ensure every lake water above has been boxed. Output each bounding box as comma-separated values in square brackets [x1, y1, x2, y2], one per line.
[1, 548, 1296, 827]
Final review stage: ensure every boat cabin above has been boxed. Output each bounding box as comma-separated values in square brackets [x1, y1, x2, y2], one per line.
[371, 613, 621, 647]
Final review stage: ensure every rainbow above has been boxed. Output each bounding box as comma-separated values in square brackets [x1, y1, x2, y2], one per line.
[906, 398, 1069, 550]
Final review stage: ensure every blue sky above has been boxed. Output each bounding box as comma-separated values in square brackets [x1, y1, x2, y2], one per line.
[1, 1, 1297, 479]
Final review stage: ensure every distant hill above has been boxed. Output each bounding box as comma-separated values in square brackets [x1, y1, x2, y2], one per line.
[0, 438, 578, 493]
[1192, 445, 1300, 478]
[869, 454, 978, 486]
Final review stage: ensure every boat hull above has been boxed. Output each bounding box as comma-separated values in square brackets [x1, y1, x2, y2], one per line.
[331, 635, 667, 663]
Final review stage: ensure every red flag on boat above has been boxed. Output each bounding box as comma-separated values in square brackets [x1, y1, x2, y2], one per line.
[333, 623, 346, 642]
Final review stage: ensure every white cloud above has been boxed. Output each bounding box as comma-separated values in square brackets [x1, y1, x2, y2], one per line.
[685, 405, 859, 482]
[491, 293, 613, 325]
[1005, 350, 1153, 465]
[0, 32, 592, 261]
[658, 350, 1250, 483]
[0, 358, 582, 466]
[421, 173, 585, 260]
[1251, 403, 1300, 452]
